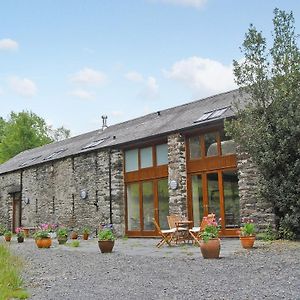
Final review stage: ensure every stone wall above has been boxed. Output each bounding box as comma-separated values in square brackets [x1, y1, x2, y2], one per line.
[237, 150, 275, 231]
[0, 149, 125, 236]
[167, 133, 187, 217]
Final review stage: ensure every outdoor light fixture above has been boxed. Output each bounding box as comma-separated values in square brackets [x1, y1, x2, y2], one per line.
[169, 180, 178, 190]
[80, 189, 88, 200]
[23, 198, 30, 205]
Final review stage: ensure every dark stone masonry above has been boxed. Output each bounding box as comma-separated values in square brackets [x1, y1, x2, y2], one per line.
[0, 149, 125, 236]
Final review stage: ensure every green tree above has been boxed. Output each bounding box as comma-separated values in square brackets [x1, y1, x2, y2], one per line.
[0, 117, 6, 143]
[0, 111, 71, 163]
[47, 125, 71, 142]
[226, 9, 300, 239]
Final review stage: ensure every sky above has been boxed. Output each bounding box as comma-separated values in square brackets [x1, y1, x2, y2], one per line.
[0, 0, 299, 136]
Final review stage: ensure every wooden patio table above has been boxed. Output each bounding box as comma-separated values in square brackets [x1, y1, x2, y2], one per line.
[22, 226, 37, 237]
[175, 220, 194, 243]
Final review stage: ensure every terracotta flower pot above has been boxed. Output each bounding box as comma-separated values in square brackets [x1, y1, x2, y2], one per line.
[98, 240, 115, 253]
[83, 233, 89, 240]
[71, 232, 78, 240]
[23, 228, 30, 237]
[4, 236, 11, 242]
[35, 237, 52, 248]
[240, 236, 255, 249]
[199, 238, 220, 259]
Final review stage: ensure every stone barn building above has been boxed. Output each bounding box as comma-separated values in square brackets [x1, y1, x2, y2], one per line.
[0, 89, 275, 237]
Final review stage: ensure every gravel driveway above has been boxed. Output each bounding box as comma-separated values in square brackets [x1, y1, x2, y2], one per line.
[5, 238, 300, 300]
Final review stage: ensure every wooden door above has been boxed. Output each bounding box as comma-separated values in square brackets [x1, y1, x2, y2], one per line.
[12, 193, 22, 233]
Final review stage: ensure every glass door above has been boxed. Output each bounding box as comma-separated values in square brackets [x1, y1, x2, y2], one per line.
[142, 182, 154, 231]
[126, 179, 169, 236]
[190, 170, 240, 235]
[222, 170, 240, 229]
[157, 179, 169, 229]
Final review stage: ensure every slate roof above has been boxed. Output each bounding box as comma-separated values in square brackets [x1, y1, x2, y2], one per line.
[0, 89, 247, 175]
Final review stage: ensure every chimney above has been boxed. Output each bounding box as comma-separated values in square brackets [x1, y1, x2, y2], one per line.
[101, 115, 108, 131]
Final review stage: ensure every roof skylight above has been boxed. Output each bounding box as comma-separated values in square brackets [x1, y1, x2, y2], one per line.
[81, 138, 107, 150]
[44, 149, 67, 161]
[194, 106, 230, 123]
[19, 156, 41, 167]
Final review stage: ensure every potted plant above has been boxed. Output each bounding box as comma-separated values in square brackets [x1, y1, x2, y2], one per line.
[71, 230, 78, 240]
[98, 224, 115, 253]
[82, 227, 90, 240]
[48, 223, 58, 239]
[34, 224, 52, 248]
[198, 214, 221, 259]
[239, 218, 256, 249]
[16, 227, 25, 243]
[56, 227, 69, 245]
[4, 230, 12, 242]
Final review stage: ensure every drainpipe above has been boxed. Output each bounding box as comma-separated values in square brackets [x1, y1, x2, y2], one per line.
[20, 170, 23, 227]
[108, 148, 113, 225]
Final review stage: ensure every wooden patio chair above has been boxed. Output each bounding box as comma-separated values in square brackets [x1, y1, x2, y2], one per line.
[189, 213, 216, 246]
[167, 215, 189, 244]
[153, 218, 176, 248]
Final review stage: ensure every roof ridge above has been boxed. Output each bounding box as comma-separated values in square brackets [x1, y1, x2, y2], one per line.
[107, 88, 238, 128]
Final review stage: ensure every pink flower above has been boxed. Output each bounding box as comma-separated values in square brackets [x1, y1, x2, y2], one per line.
[15, 227, 22, 234]
[40, 223, 50, 231]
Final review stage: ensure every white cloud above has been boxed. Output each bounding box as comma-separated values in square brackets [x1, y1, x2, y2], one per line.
[83, 47, 95, 54]
[0, 38, 19, 51]
[143, 105, 152, 114]
[156, 0, 206, 9]
[9, 77, 37, 97]
[126, 69, 160, 100]
[70, 68, 107, 86]
[125, 71, 144, 82]
[68, 89, 94, 100]
[139, 76, 159, 99]
[0, 87, 3, 96]
[111, 110, 124, 117]
[164, 56, 236, 94]
[146, 76, 159, 95]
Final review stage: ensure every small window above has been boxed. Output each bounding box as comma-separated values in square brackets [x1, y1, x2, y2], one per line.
[195, 112, 213, 122]
[140, 147, 153, 168]
[82, 138, 105, 150]
[194, 107, 230, 123]
[125, 149, 138, 172]
[220, 132, 236, 155]
[209, 107, 228, 119]
[189, 136, 201, 159]
[44, 149, 67, 160]
[156, 144, 168, 165]
[19, 156, 41, 167]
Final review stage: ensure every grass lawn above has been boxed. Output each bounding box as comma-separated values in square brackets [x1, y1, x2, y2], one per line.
[0, 243, 29, 300]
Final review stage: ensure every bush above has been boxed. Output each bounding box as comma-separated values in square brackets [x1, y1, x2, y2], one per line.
[278, 217, 296, 240]
[257, 224, 277, 241]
